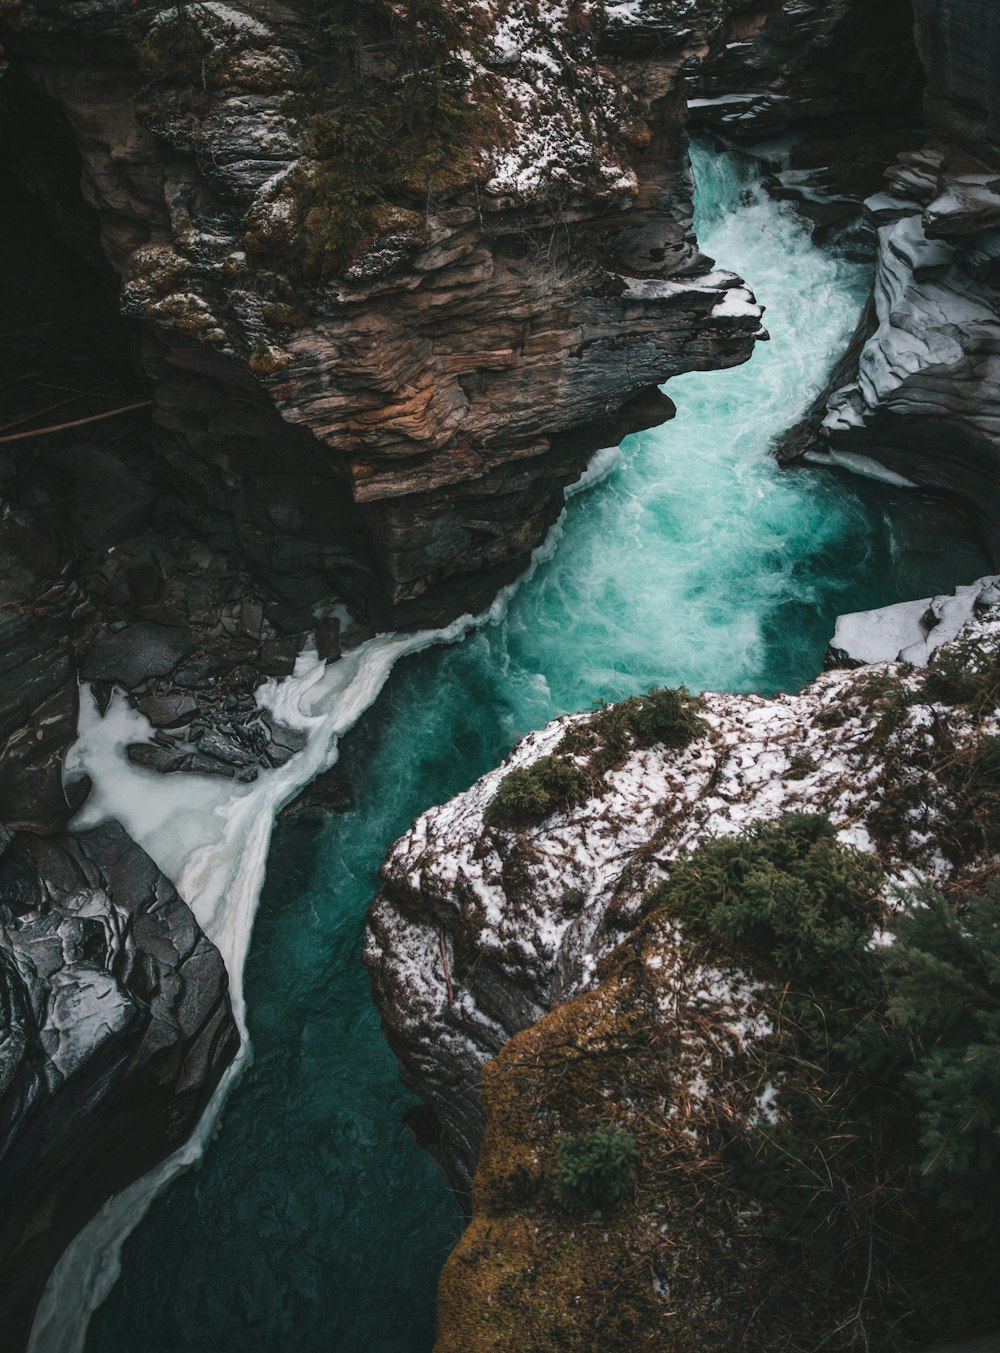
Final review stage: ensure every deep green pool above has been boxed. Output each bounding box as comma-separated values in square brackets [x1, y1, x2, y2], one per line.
[86, 144, 990, 1353]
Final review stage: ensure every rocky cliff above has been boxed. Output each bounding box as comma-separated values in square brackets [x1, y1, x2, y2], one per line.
[366, 589, 1000, 1193]
[2, 0, 764, 637]
[0, 821, 238, 1351]
[779, 0, 1000, 561]
[0, 0, 772, 1338]
[0, 0, 993, 1345]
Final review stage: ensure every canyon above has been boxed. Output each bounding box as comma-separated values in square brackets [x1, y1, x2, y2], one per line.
[0, 0, 997, 1350]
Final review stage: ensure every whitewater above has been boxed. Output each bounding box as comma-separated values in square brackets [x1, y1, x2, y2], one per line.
[32, 143, 987, 1353]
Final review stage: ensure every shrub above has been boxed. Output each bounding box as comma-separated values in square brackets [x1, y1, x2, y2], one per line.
[270, 0, 501, 278]
[128, 1, 231, 87]
[924, 636, 1000, 716]
[622, 685, 705, 748]
[554, 1124, 638, 1213]
[483, 755, 587, 827]
[888, 885, 1000, 1239]
[647, 813, 884, 1000]
[939, 733, 1000, 861]
[486, 687, 704, 827]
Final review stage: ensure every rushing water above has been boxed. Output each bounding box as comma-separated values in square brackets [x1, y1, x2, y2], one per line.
[84, 144, 989, 1352]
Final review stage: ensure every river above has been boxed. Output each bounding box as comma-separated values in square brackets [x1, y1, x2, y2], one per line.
[46, 141, 989, 1353]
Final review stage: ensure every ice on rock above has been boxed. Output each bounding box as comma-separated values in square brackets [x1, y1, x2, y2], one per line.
[830, 574, 1000, 666]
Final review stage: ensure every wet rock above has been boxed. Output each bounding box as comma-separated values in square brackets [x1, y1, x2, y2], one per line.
[0, 504, 82, 834]
[132, 690, 201, 729]
[281, 766, 356, 824]
[0, 820, 238, 1349]
[775, 2, 1000, 566]
[81, 621, 194, 689]
[688, 0, 922, 141]
[315, 616, 341, 664]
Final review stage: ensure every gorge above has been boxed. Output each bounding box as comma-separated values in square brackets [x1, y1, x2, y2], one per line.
[1, 2, 999, 1351]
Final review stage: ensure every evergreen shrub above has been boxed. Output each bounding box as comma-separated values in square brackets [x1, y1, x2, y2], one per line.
[486, 686, 704, 826]
[483, 756, 587, 827]
[924, 636, 1000, 715]
[889, 885, 1000, 1239]
[554, 1124, 638, 1214]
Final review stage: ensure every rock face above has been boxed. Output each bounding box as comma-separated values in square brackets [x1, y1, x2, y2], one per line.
[778, 2, 1000, 559]
[1, 0, 764, 637]
[365, 606, 1000, 1196]
[0, 820, 238, 1351]
[0, 3, 771, 1341]
[687, 0, 921, 139]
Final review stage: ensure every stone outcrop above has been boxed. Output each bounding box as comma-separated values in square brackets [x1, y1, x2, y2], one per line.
[366, 603, 1000, 1348]
[828, 574, 1000, 667]
[0, 820, 238, 1352]
[687, 0, 921, 139]
[365, 604, 1000, 1196]
[0, 3, 770, 1340]
[1, 0, 764, 639]
[0, 0, 993, 1346]
[778, 2, 1000, 559]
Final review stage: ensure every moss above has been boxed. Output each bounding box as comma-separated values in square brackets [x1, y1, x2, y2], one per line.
[439, 818, 1000, 1353]
[247, 335, 292, 377]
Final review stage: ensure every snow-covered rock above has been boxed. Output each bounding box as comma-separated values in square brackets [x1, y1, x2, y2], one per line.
[366, 606, 1000, 1194]
[829, 574, 1000, 666]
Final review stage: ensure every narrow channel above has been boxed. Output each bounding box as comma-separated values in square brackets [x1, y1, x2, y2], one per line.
[80, 141, 989, 1352]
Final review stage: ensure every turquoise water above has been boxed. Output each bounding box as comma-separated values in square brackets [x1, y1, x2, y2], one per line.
[87, 145, 989, 1352]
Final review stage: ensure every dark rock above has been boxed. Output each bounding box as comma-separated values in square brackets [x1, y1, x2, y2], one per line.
[133, 691, 201, 729]
[126, 741, 258, 781]
[281, 766, 356, 823]
[82, 621, 194, 689]
[914, 0, 1000, 159]
[46, 443, 156, 553]
[315, 616, 341, 664]
[0, 820, 238, 1349]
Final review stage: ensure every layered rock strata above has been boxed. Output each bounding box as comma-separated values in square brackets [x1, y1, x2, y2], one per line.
[687, 0, 921, 139]
[1, 0, 764, 637]
[0, 2, 771, 1337]
[366, 604, 1000, 1196]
